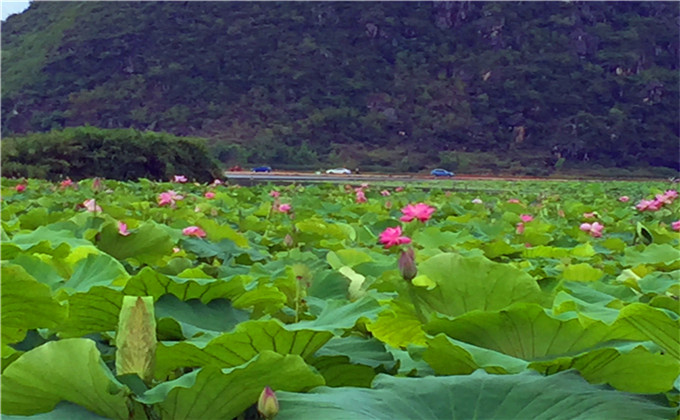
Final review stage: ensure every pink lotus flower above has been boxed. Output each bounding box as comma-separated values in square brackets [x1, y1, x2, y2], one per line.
[516, 222, 525, 234]
[636, 199, 654, 211]
[278, 203, 292, 213]
[204, 191, 216, 199]
[82, 199, 102, 212]
[60, 178, 73, 188]
[507, 199, 520, 204]
[558, 209, 566, 218]
[379, 226, 412, 249]
[173, 247, 181, 253]
[672, 220, 680, 231]
[118, 221, 130, 236]
[400, 203, 436, 222]
[360, 183, 369, 189]
[655, 193, 674, 206]
[158, 190, 184, 207]
[385, 200, 392, 209]
[182, 226, 206, 238]
[269, 190, 280, 198]
[173, 175, 188, 183]
[471, 198, 483, 204]
[395, 187, 404, 192]
[664, 190, 678, 201]
[380, 190, 391, 196]
[211, 179, 223, 186]
[580, 222, 604, 238]
[520, 214, 533, 223]
[618, 196, 630, 202]
[356, 190, 367, 203]
[524, 243, 532, 248]
[15, 184, 26, 192]
[582, 212, 596, 219]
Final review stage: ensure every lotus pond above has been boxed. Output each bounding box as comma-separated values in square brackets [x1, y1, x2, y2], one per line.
[1, 177, 679, 419]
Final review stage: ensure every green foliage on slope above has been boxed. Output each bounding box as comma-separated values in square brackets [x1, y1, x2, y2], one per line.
[2, 2, 678, 171]
[1, 127, 221, 182]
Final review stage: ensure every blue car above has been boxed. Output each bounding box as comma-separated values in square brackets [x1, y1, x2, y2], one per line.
[252, 166, 272, 173]
[430, 168, 454, 177]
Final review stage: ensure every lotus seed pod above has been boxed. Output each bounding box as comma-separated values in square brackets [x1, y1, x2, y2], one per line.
[115, 296, 157, 383]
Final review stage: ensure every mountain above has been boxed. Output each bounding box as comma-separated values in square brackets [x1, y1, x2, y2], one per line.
[2, 1, 678, 173]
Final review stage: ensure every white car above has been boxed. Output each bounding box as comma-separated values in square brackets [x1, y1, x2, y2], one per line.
[326, 168, 352, 175]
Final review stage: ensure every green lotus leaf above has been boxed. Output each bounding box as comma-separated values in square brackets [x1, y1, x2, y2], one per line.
[311, 355, 376, 387]
[326, 249, 373, 269]
[560, 263, 604, 282]
[412, 253, 545, 317]
[637, 271, 680, 295]
[366, 299, 427, 348]
[7, 226, 93, 251]
[155, 294, 249, 340]
[424, 334, 529, 375]
[137, 351, 324, 419]
[1, 401, 110, 419]
[425, 303, 633, 360]
[2, 343, 22, 373]
[189, 218, 249, 247]
[307, 271, 350, 300]
[624, 243, 680, 268]
[552, 291, 620, 324]
[58, 286, 123, 337]
[1, 338, 129, 419]
[275, 370, 675, 420]
[9, 254, 64, 290]
[123, 267, 245, 303]
[1, 264, 67, 344]
[64, 253, 130, 293]
[412, 227, 480, 250]
[315, 336, 396, 370]
[97, 220, 175, 265]
[155, 319, 333, 378]
[523, 245, 570, 258]
[614, 303, 680, 360]
[293, 294, 382, 332]
[529, 343, 680, 393]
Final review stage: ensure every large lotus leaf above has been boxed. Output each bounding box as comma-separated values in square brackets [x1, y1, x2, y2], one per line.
[155, 294, 249, 340]
[326, 249, 373, 269]
[275, 370, 675, 420]
[123, 267, 245, 303]
[529, 343, 679, 393]
[97, 220, 175, 265]
[307, 271, 349, 300]
[423, 334, 529, 375]
[481, 239, 523, 259]
[1, 264, 67, 343]
[413, 227, 480, 250]
[58, 286, 123, 337]
[1, 401, 109, 419]
[155, 319, 333, 379]
[295, 218, 352, 241]
[7, 226, 93, 252]
[560, 263, 604, 282]
[137, 351, 324, 420]
[9, 254, 64, 290]
[624, 243, 680, 268]
[63, 253, 130, 293]
[184, 218, 249, 247]
[412, 253, 544, 318]
[425, 303, 637, 359]
[1, 339, 129, 419]
[637, 271, 680, 295]
[180, 237, 265, 263]
[366, 299, 427, 348]
[315, 336, 396, 370]
[311, 355, 377, 387]
[552, 291, 620, 324]
[292, 294, 382, 332]
[613, 303, 680, 360]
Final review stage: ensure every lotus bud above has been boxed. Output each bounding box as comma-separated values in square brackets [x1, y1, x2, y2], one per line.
[92, 177, 103, 192]
[257, 386, 279, 419]
[115, 296, 157, 383]
[398, 248, 417, 282]
[283, 233, 294, 248]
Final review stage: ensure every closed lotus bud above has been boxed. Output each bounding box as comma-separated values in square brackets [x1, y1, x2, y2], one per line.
[115, 296, 157, 383]
[283, 233, 294, 248]
[92, 177, 102, 192]
[257, 386, 279, 419]
[398, 248, 417, 282]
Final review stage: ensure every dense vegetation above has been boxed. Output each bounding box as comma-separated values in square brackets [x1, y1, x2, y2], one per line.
[1, 127, 221, 182]
[2, 177, 679, 418]
[2, 2, 678, 173]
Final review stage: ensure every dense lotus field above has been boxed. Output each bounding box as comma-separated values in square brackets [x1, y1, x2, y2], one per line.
[1, 176, 679, 420]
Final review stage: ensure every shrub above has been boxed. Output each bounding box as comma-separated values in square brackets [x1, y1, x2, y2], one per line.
[1, 126, 221, 182]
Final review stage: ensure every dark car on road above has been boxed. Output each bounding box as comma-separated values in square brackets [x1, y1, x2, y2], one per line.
[252, 166, 272, 173]
[430, 168, 454, 177]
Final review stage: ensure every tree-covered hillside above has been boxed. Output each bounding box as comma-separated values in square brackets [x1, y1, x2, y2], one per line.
[2, 2, 678, 173]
